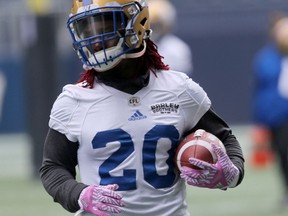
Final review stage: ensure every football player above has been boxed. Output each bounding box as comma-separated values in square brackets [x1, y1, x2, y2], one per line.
[40, 0, 245, 216]
[148, 0, 193, 77]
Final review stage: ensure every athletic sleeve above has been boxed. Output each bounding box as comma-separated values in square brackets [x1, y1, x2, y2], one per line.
[190, 107, 245, 186]
[39, 128, 87, 212]
[49, 85, 82, 143]
[180, 77, 211, 131]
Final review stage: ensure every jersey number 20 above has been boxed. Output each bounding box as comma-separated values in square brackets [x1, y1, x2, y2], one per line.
[92, 125, 179, 190]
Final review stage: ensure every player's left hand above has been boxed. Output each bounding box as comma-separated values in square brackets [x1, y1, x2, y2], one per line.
[180, 144, 240, 190]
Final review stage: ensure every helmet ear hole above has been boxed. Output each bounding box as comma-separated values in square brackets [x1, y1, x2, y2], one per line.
[138, 18, 148, 36]
[140, 18, 148, 26]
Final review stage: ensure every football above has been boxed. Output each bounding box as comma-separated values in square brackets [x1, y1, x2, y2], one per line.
[175, 129, 226, 170]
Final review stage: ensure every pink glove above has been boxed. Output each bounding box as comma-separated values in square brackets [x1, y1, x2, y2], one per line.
[180, 144, 239, 190]
[78, 184, 124, 216]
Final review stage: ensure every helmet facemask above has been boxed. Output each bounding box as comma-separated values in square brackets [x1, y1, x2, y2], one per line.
[67, 1, 151, 72]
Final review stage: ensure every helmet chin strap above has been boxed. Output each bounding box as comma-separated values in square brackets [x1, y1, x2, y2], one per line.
[83, 64, 93, 71]
[124, 41, 147, 59]
[83, 41, 147, 71]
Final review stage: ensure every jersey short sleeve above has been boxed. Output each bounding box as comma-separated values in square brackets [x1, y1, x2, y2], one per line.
[179, 75, 211, 131]
[49, 85, 81, 142]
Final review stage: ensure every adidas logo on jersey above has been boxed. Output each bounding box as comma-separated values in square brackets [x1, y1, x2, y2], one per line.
[128, 110, 147, 121]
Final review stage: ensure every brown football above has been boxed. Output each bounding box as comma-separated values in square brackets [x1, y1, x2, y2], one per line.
[175, 129, 226, 170]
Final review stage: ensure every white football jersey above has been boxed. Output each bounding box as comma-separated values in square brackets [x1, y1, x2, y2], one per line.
[49, 70, 211, 216]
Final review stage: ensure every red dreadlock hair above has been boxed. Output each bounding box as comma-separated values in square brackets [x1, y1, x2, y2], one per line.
[77, 38, 169, 88]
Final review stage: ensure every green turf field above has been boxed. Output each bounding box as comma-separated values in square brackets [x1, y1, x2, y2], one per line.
[0, 126, 288, 216]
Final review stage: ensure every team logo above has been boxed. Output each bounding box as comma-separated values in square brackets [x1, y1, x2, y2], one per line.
[150, 103, 180, 114]
[128, 96, 141, 106]
[128, 110, 147, 121]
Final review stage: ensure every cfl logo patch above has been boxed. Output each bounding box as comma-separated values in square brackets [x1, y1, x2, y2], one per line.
[128, 97, 141, 106]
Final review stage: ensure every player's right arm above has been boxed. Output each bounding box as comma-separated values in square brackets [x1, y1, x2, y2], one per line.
[40, 128, 124, 215]
[40, 128, 86, 212]
[41, 85, 124, 214]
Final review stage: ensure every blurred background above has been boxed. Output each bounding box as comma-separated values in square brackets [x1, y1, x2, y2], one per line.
[1, 0, 288, 215]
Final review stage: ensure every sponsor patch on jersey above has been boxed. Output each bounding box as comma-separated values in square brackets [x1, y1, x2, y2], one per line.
[128, 96, 141, 106]
[150, 103, 180, 114]
[128, 110, 147, 121]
